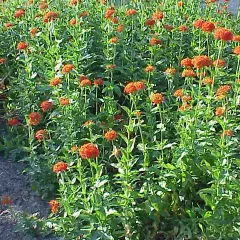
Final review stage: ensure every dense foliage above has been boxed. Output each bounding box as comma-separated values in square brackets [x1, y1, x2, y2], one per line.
[0, 0, 240, 239]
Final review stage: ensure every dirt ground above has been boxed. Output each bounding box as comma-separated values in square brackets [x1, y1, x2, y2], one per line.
[0, 155, 60, 240]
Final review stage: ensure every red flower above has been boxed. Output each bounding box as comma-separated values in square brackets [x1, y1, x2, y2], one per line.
[233, 35, 240, 42]
[1, 195, 12, 205]
[164, 24, 174, 31]
[145, 18, 155, 27]
[151, 93, 164, 105]
[180, 58, 193, 68]
[192, 55, 212, 68]
[49, 200, 59, 213]
[106, 64, 116, 70]
[53, 161, 68, 173]
[40, 100, 53, 112]
[29, 112, 42, 126]
[17, 42, 28, 50]
[105, 6, 115, 19]
[105, 130, 118, 141]
[35, 129, 48, 141]
[62, 64, 74, 74]
[221, 130, 233, 138]
[193, 19, 205, 28]
[79, 143, 100, 159]
[110, 17, 119, 24]
[4, 22, 14, 29]
[94, 78, 104, 86]
[79, 11, 88, 18]
[50, 77, 61, 86]
[214, 28, 233, 41]
[30, 27, 38, 38]
[39, 2, 48, 10]
[14, 9, 25, 18]
[233, 46, 240, 55]
[8, 118, 20, 126]
[201, 21, 215, 32]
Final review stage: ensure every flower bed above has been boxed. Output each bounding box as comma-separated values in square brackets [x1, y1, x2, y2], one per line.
[1, 0, 240, 239]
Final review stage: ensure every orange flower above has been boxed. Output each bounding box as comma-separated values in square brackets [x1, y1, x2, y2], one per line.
[94, 78, 104, 86]
[1, 195, 12, 205]
[110, 17, 119, 24]
[174, 89, 184, 97]
[50, 77, 61, 86]
[43, 11, 58, 23]
[202, 77, 213, 85]
[70, 0, 82, 5]
[17, 41, 28, 50]
[126, 9, 137, 16]
[59, 97, 70, 106]
[62, 64, 74, 74]
[39, 2, 48, 9]
[105, 130, 118, 141]
[165, 68, 176, 75]
[124, 81, 145, 94]
[110, 36, 118, 44]
[53, 161, 68, 173]
[79, 11, 88, 18]
[145, 65, 154, 72]
[149, 37, 162, 45]
[4, 22, 14, 29]
[116, 24, 124, 32]
[106, 64, 116, 70]
[0, 58, 6, 64]
[29, 112, 42, 126]
[83, 120, 94, 127]
[181, 58, 193, 68]
[14, 9, 25, 18]
[213, 59, 225, 67]
[182, 69, 196, 78]
[182, 95, 192, 102]
[79, 143, 100, 159]
[105, 6, 115, 19]
[216, 85, 231, 96]
[179, 25, 188, 32]
[145, 18, 155, 27]
[233, 35, 240, 42]
[233, 46, 240, 55]
[70, 145, 78, 153]
[70, 18, 76, 26]
[35, 129, 48, 141]
[49, 200, 59, 213]
[215, 107, 225, 116]
[40, 100, 53, 112]
[151, 93, 164, 105]
[201, 21, 215, 32]
[193, 19, 205, 28]
[214, 28, 233, 41]
[30, 27, 38, 38]
[8, 118, 20, 126]
[221, 130, 233, 138]
[80, 79, 92, 87]
[177, 1, 184, 7]
[179, 104, 191, 111]
[192, 55, 212, 68]
[152, 11, 164, 20]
